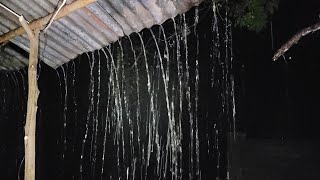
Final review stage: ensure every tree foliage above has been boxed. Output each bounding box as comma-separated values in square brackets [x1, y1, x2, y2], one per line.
[229, 0, 279, 31]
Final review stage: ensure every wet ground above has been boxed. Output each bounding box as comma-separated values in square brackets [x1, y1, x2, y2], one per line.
[229, 135, 320, 180]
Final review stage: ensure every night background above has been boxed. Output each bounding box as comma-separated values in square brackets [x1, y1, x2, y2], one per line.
[234, 0, 320, 139]
[231, 0, 320, 178]
[1, 0, 320, 179]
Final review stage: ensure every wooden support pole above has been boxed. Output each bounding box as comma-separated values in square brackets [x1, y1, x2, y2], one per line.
[0, 0, 97, 43]
[19, 16, 40, 180]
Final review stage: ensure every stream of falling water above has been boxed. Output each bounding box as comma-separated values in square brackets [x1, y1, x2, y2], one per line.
[71, 5, 233, 179]
[0, 69, 28, 180]
[0, 3, 235, 180]
[61, 65, 68, 162]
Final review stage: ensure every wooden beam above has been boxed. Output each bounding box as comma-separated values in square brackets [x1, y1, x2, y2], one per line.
[19, 15, 39, 180]
[0, 0, 97, 43]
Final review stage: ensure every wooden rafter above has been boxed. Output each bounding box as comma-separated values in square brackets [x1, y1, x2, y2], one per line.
[0, 0, 97, 44]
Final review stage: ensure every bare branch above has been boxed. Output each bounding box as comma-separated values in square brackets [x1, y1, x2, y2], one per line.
[273, 21, 320, 61]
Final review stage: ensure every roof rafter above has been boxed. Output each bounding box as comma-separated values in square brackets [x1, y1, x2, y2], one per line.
[0, 0, 97, 44]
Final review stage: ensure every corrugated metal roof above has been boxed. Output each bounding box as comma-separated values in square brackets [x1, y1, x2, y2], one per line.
[0, 0, 202, 70]
[0, 45, 28, 70]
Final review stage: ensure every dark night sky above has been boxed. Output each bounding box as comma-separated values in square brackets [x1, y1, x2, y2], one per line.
[233, 0, 320, 138]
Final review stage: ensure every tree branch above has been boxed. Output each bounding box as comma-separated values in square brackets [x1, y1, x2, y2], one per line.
[273, 20, 320, 61]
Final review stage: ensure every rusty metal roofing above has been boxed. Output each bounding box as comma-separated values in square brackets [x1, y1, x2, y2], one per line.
[0, 0, 202, 71]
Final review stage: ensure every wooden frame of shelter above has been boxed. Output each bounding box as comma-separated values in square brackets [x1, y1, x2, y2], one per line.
[0, 0, 97, 179]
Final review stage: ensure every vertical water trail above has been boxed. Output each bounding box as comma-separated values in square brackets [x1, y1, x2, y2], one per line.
[223, 1, 231, 137]
[160, 25, 170, 86]
[55, 70, 63, 134]
[88, 52, 97, 178]
[223, 3, 236, 178]
[182, 13, 195, 180]
[152, 33, 160, 172]
[149, 28, 173, 179]
[86, 52, 93, 72]
[159, 25, 170, 164]
[150, 28, 172, 122]
[8, 72, 18, 87]
[0, 73, 3, 107]
[13, 72, 21, 124]
[115, 43, 126, 179]
[154, 58, 162, 178]
[105, 46, 124, 178]
[17, 70, 26, 119]
[213, 3, 222, 177]
[160, 24, 179, 180]
[7, 73, 17, 136]
[2, 73, 8, 106]
[172, 17, 184, 178]
[194, 6, 201, 178]
[55, 69, 62, 109]
[220, 6, 227, 117]
[128, 35, 141, 179]
[151, 52, 159, 179]
[211, 2, 221, 88]
[54, 68, 65, 177]
[61, 65, 68, 161]
[118, 39, 134, 179]
[106, 46, 118, 144]
[226, 12, 236, 141]
[71, 61, 78, 131]
[92, 50, 101, 179]
[10, 72, 19, 112]
[211, 5, 222, 177]
[215, 124, 220, 179]
[80, 52, 95, 180]
[230, 31, 236, 141]
[17, 70, 26, 95]
[68, 61, 77, 180]
[136, 32, 156, 179]
[100, 48, 113, 179]
[22, 69, 27, 119]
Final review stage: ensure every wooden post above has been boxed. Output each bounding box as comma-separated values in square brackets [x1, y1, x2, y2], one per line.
[19, 16, 40, 180]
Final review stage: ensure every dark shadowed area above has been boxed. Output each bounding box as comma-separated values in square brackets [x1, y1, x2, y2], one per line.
[230, 0, 320, 179]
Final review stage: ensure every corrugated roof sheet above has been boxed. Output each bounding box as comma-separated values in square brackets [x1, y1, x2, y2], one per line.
[0, 0, 202, 70]
[0, 45, 28, 70]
